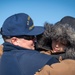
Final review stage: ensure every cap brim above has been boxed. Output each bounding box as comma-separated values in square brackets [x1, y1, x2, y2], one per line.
[25, 26, 45, 36]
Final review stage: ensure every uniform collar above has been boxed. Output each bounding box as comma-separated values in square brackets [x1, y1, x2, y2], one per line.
[3, 42, 28, 51]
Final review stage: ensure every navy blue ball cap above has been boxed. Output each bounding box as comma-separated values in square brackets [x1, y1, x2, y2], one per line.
[1, 13, 45, 36]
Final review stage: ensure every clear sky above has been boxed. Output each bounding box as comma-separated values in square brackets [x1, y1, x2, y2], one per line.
[0, 0, 75, 44]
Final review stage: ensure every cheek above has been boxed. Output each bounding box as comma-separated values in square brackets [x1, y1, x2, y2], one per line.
[22, 40, 34, 46]
[60, 45, 65, 50]
[52, 43, 55, 49]
[18, 39, 26, 46]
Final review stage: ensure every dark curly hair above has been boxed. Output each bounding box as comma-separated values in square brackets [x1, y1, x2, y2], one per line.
[36, 16, 75, 59]
[51, 16, 75, 59]
[36, 22, 53, 51]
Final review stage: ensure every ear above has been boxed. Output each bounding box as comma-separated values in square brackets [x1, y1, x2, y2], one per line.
[11, 37, 19, 45]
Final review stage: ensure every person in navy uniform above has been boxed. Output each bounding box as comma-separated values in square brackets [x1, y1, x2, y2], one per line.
[0, 13, 58, 75]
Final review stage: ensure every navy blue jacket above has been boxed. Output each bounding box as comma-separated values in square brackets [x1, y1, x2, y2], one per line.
[0, 42, 58, 75]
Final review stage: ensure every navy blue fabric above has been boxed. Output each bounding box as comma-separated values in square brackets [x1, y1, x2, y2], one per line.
[1, 53, 22, 75]
[1, 13, 44, 36]
[1, 42, 58, 75]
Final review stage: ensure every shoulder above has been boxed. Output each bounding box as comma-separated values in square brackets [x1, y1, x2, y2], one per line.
[50, 59, 75, 71]
[35, 59, 75, 75]
[0, 45, 3, 57]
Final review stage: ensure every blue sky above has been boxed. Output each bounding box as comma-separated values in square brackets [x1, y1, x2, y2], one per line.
[0, 0, 75, 44]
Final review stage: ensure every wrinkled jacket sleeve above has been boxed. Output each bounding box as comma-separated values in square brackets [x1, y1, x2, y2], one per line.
[35, 59, 75, 75]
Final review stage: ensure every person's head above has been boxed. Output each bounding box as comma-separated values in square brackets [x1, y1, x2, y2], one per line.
[36, 22, 67, 53]
[0, 13, 45, 50]
[37, 22, 72, 55]
[54, 16, 75, 59]
[50, 23, 70, 53]
[50, 15, 75, 59]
